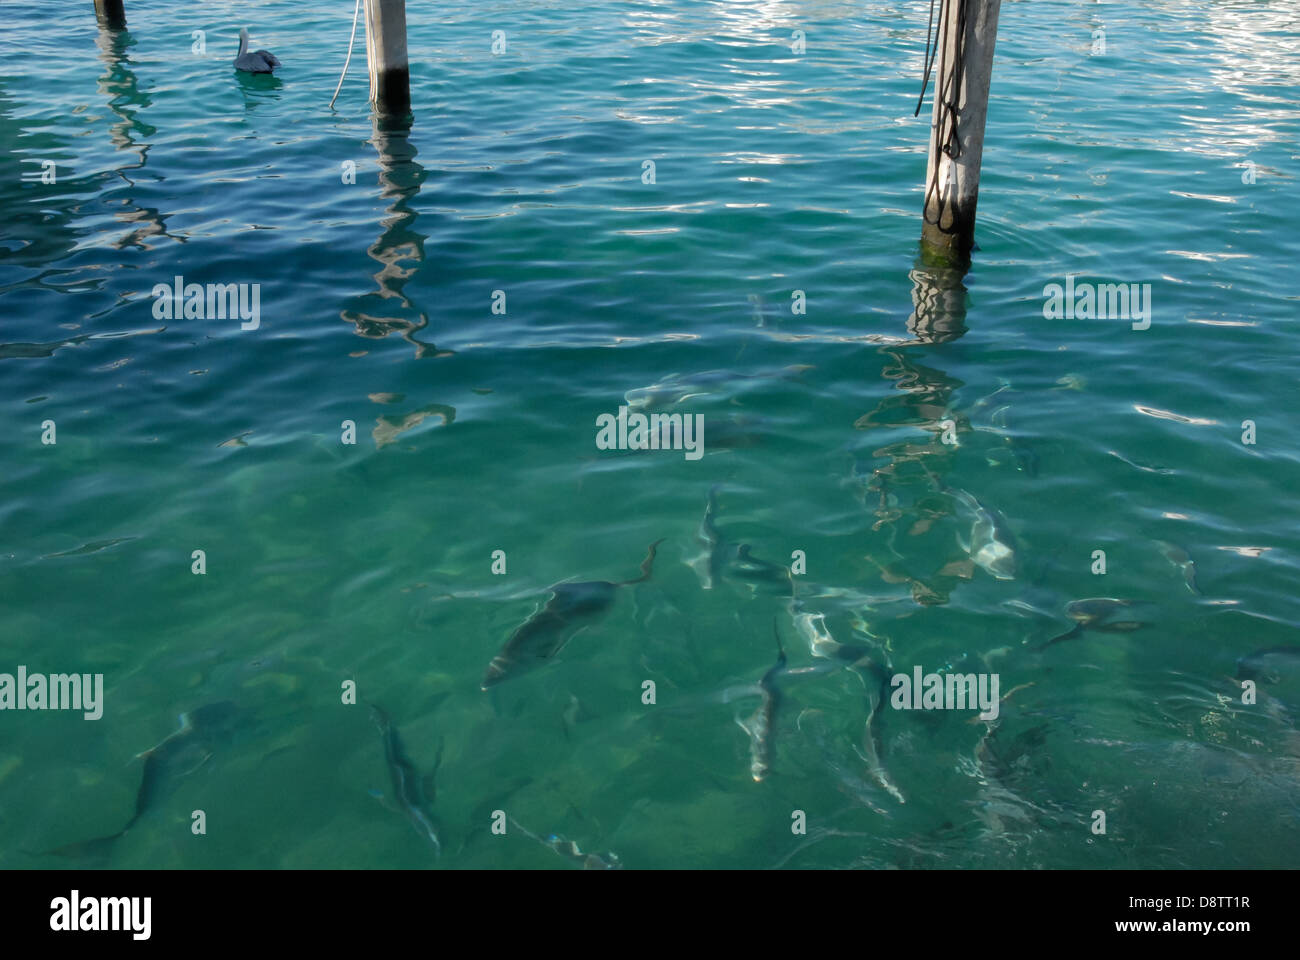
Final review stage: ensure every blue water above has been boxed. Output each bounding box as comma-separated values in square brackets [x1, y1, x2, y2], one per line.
[2, 0, 1298, 869]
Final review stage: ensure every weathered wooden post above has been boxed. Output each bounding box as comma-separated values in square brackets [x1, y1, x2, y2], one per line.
[920, 0, 1001, 260]
[93, 0, 126, 30]
[365, 0, 411, 115]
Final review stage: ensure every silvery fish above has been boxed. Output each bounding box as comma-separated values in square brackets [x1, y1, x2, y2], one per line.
[689, 486, 792, 595]
[789, 611, 904, 805]
[371, 704, 442, 858]
[853, 654, 906, 804]
[922, 462, 1018, 581]
[948, 486, 1019, 581]
[624, 365, 813, 413]
[738, 624, 788, 782]
[965, 388, 1040, 478]
[792, 610, 873, 669]
[795, 709, 890, 816]
[1156, 540, 1201, 595]
[731, 543, 795, 595]
[1036, 598, 1149, 648]
[690, 484, 729, 590]
[482, 539, 663, 689]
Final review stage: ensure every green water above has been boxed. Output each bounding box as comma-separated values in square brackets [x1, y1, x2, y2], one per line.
[2, 0, 1298, 869]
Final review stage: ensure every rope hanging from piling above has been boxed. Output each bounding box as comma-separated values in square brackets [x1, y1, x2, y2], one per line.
[329, 0, 364, 110]
[913, 0, 940, 118]
[920, 0, 971, 232]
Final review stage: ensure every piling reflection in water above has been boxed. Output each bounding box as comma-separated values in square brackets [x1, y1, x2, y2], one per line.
[341, 113, 443, 359]
[95, 28, 179, 251]
[906, 247, 969, 346]
[849, 252, 977, 604]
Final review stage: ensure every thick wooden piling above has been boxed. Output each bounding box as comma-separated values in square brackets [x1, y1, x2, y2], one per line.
[921, 0, 1001, 260]
[365, 0, 411, 115]
[93, 0, 126, 30]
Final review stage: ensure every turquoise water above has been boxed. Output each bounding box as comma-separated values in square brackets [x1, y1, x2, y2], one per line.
[2, 0, 1299, 869]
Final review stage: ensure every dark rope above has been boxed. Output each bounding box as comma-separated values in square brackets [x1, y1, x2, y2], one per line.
[920, 0, 971, 232]
[913, 0, 939, 117]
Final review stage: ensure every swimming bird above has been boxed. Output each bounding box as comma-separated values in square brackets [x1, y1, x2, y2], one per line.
[234, 27, 280, 74]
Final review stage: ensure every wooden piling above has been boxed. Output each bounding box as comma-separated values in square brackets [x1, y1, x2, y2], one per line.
[365, 0, 411, 115]
[93, 0, 126, 30]
[920, 0, 1001, 260]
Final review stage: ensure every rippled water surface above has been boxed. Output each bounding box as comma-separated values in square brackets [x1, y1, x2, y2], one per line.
[2, 0, 1299, 869]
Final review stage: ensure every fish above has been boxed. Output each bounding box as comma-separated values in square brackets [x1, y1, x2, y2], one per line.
[1156, 540, 1201, 595]
[688, 486, 792, 595]
[370, 704, 441, 858]
[691, 484, 729, 590]
[704, 413, 770, 450]
[971, 726, 1046, 839]
[1133, 404, 1218, 426]
[560, 693, 588, 741]
[509, 817, 622, 869]
[922, 463, 1018, 581]
[854, 654, 906, 804]
[731, 543, 795, 595]
[975, 721, 1051, 789]
[481, 539, 663, 689]
[1036, 598, 1151, 648]
[947, 486, 1018, 581]
[795, 709, 890, 816]
[1064, 597, 1144, 626]
[986, 434, 1039, 477]
[623, 365, 813, 413]
[792, 608, 903, 803]
[791, 610, 876, 671]
[1236, 646, 1300, 687]
[44, 701, 239, 859]
[968, 382, 1012, 419]
[978, 395, 1039, 477]
[1107, 449, 1177, 475]
[737, 623, 788, 782]
[41, 536, 138, 559]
